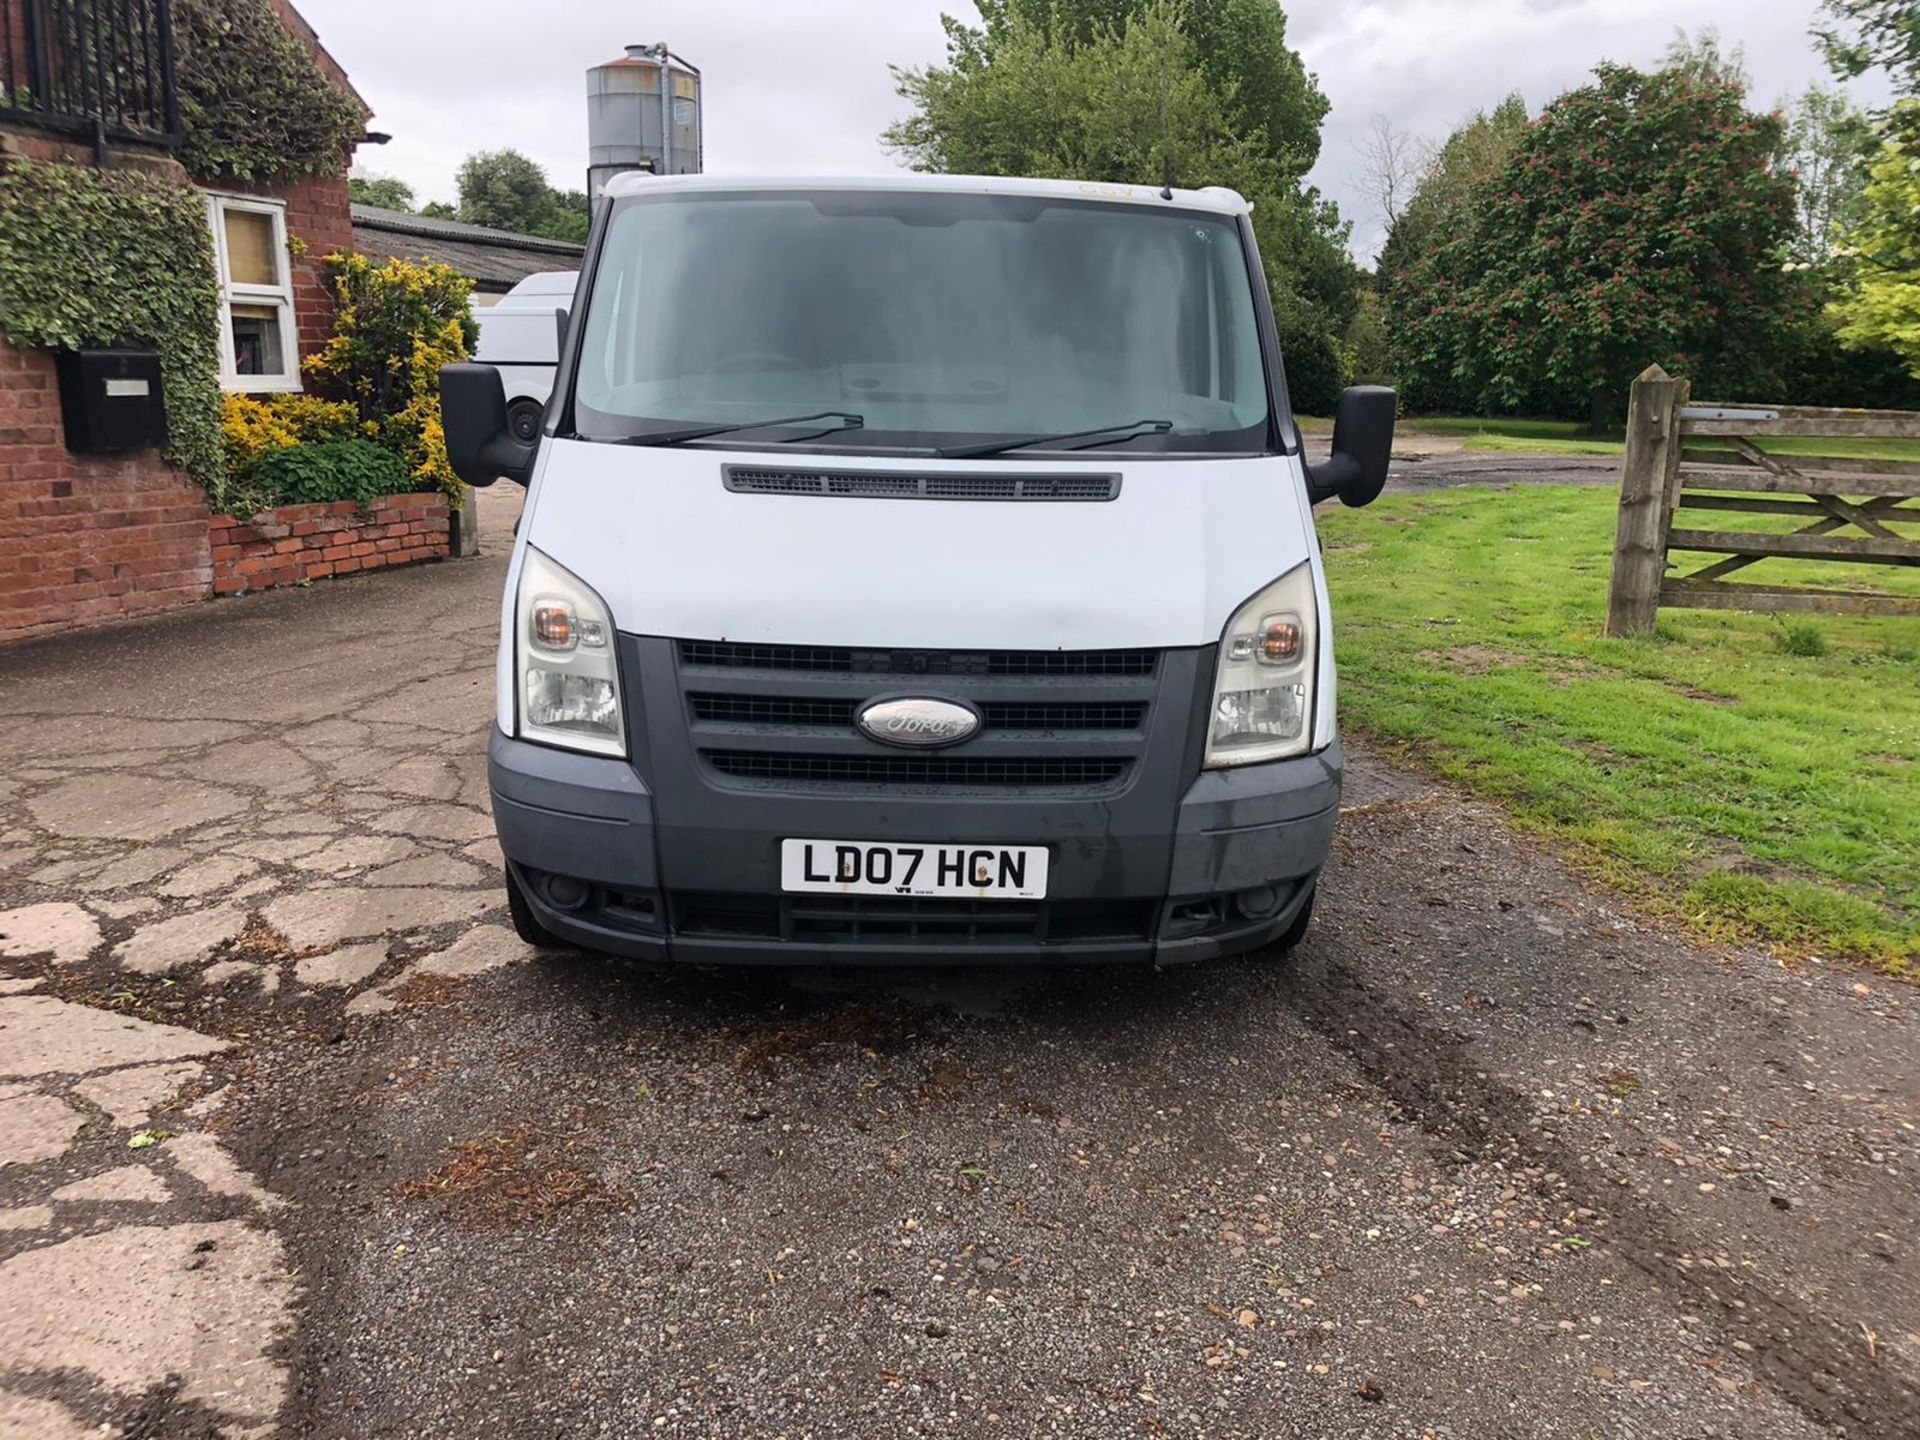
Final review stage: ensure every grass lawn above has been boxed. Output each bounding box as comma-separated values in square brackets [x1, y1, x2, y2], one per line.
[1316, 484, 1920, 974]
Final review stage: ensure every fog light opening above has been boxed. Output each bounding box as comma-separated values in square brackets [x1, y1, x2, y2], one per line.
[542, 874, 591, 912]
[1233, 885, 1283, 922]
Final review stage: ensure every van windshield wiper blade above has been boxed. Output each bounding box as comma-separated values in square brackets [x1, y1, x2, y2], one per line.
[934, 418, 1173, 460]
[614, 411, 865, 447]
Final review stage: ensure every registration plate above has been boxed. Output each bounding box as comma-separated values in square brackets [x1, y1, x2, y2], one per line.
[780, 839, 1049, 900]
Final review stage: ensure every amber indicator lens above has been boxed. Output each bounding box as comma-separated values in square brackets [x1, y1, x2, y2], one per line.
[532, 603, 575, 650]
[1259, 617, 1302, 664]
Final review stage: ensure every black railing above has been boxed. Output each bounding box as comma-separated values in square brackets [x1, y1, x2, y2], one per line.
[0, 0, 181, 147]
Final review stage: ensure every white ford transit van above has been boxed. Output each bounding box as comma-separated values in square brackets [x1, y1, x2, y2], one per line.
[441, 173, 1392, 966]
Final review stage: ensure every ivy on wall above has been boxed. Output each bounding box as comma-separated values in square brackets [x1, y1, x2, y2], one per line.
[0, 156, 227, 498]
[174, 0, 365, 184]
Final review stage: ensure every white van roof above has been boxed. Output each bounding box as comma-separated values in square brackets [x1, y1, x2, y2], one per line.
[495, 271, 580, 305]
[598, 171, 1253, 218]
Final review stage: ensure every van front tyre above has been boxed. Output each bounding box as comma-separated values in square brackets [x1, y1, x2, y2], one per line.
[504, 866, 561, 948]
[1267, 884, 1315, 958]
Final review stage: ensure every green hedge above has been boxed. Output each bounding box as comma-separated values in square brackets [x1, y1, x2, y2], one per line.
[243, 440, 412, 509]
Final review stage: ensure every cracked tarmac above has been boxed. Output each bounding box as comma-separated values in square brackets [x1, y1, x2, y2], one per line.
[0, 484, 1914, 1438]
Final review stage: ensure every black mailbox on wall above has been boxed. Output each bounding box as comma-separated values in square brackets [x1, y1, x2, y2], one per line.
[55, 350, 168, 455]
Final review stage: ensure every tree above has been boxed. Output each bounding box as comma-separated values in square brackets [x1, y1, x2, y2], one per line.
[1780, 86, 1875, 261]
[1375, 94, 1527, 289]
[1354, 112, 1427, 230]
[348, 172, 416, 212]
[946, 0, 1330, 180]
[453, 150, 589, 244]
[1818, 0, 1920, 93]
[1390, 62, 1796, 429]
[1662, 26, 1750, 89]
[1828, 100, 1920, 376]
[885, 0, 1357, 409]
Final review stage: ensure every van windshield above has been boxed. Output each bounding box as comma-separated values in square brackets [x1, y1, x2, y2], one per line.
[571, 189, 1273, 456]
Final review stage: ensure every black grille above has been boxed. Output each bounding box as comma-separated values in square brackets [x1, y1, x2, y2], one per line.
[679, 641, 1156, 677]
[726, 467, 1119, 502]
[689, 694, 1146, 731]
[702, 751, 1129, 789]
[691, 693, 855, 726]
[672, 892, 1157, 945]
[984, 702, 1145, 728]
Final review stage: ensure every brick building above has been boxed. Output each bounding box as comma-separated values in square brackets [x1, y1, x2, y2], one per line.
[0, 0, 411, 644]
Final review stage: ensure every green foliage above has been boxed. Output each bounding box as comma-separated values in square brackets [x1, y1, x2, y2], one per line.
[1376, 93, 1527, 289]
[1828, 101, 1920, 378]
[304, 254, 477, 496]
[1773, 621, 1831, 657]
[1315, 484, 1920, 972]
[454, 150, 590, 243]
[0, 156, 225, 497]
[1276, 311, 1345, 414]
[885, 0, 1355, 401]
[246, 439, 411, 507]
[220, 391, 357, 483]
[1389, 62, 1796, 419]
[173, 0, 364, 184]
[1344, 288, 1392, 386]
[953, 0, 1329, 180]
[1818, 0, 1920, 93]
[1780, 86, 1875, 261]
[349, 174, 417, 212]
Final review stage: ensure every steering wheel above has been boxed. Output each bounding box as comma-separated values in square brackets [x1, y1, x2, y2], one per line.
[707, 352, 805, 375]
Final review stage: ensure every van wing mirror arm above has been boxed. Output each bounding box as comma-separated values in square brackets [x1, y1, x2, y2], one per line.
[1304, 452, 1361, 506]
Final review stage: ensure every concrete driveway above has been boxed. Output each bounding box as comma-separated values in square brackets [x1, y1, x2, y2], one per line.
[0, 485, 1914, 1439]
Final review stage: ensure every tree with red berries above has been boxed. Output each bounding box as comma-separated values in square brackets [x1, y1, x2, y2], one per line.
[1390, 62, 1797, 430]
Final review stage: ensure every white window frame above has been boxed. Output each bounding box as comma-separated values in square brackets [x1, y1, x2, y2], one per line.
[206, 193, 302, 393]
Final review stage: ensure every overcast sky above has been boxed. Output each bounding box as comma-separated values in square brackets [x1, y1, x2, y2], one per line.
[299, 0, 1890, 262]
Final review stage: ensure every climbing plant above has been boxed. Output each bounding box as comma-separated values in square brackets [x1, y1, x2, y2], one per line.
[173, 0, 365, 184]
[0, 156, 226, 497]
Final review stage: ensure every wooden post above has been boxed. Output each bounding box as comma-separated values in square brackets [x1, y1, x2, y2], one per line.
[1605, 365, 1688, 636]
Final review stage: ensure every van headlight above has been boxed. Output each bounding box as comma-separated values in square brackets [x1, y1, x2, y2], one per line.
[1205, 564, 1318, 768]
[516, 547, 625, 757]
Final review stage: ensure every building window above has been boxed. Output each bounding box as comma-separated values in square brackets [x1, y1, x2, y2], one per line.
[206, 195, 301, 392]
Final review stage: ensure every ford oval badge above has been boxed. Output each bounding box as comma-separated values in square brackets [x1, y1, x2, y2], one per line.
[856, 696, 981, 749]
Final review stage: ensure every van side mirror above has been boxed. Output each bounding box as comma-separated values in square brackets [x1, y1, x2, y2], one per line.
[440, 362, 535, 489]
[554, 306, 569, 353]
[1304, 385, 1395, 508]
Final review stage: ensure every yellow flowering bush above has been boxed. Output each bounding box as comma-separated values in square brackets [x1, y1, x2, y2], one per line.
[220, 392, 356, 476]
[303, 253, 477, 499]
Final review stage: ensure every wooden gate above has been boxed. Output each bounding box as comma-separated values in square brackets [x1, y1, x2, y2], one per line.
[1605, 365, 1920, 636]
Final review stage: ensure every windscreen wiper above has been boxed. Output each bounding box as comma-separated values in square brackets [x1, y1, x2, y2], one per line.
[935, 419, 1173, 460]
[614, 411, 865, 447]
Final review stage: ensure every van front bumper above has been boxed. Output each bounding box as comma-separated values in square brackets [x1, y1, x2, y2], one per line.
[488, 729, 1339, 966]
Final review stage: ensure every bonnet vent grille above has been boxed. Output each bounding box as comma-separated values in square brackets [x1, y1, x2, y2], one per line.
[724, 467, 1119, 502]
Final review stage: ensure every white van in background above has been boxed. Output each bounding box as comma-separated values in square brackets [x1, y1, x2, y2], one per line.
[472, 271, 578, 442]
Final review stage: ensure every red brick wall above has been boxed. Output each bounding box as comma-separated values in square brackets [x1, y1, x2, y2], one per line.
[0, 336, 214, 643]
[209, 492, 449, 596]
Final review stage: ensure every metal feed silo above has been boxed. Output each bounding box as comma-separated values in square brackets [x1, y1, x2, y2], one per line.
[587, 44, 703, 196]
